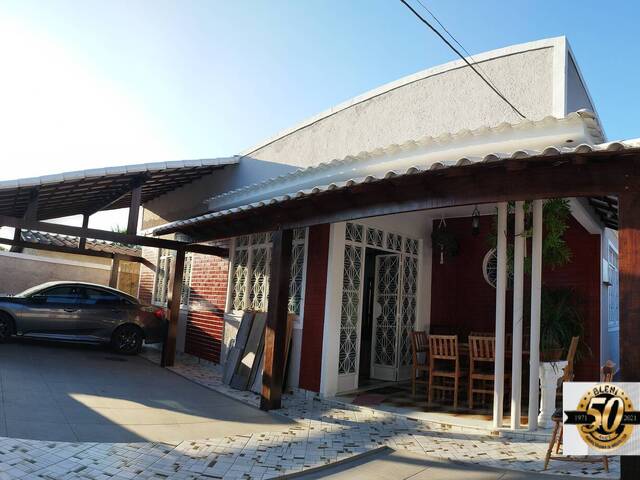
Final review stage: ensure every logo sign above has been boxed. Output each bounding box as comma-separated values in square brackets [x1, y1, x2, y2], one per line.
[564, 383, 640, 455]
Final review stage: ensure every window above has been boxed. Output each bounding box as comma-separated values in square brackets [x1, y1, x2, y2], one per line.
[152, 249, 193, 308]
[36, 286, 83, 304]
[83, 288, 128, 306]
[230, 229, 307, 314]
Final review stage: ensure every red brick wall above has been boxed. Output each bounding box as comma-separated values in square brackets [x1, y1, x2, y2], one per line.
[430, 214, 601, 381]
[185, 245, 229, 363]
[299, 224, 331, 392]
[137, 244, 229, 364]
[138, 246, 157, 304]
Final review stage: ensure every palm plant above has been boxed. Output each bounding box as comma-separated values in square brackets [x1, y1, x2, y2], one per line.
[540, 287, 588, 361]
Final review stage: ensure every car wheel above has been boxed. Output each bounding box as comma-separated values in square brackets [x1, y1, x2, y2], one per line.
[112, 325, 143, 355]
[0, 313, 13, 343]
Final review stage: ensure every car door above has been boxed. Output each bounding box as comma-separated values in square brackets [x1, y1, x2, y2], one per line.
[18, 285, 84, 339]
[75, 287, 136, 342]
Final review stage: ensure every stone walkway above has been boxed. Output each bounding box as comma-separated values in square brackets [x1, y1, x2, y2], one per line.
[0, 348, 619, 479]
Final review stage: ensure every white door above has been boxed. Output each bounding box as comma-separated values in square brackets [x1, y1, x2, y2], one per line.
[370, 254, 401, 381]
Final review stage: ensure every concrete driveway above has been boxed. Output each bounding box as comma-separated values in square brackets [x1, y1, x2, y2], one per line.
[297, 448, 569, 480]
[0, 340, 292, 443]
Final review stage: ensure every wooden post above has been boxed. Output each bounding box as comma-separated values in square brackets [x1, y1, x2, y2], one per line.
[127, 185, 142, 235]
[528, 199, 543, 431]
[261, 229, 293, 411]
[510, 201, 525, 429]
[109, 254, 121, 288]
[493, 202, 508, 428]
[162, 248, 185, 368]
[618, 192, 640, 477]
[10, 190, 39, 253]
[79, 214, 90, 250]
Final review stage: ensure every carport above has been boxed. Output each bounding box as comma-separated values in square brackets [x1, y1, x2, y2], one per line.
[0, 341, 292, 442]
[0, 159, 236, 366]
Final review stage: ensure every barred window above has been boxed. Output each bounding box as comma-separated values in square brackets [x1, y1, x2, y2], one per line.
[230, 229, 307, 314]
[152, 249, 193, 308]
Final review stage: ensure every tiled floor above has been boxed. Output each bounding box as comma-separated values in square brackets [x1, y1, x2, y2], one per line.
[0, 345, 620, 479]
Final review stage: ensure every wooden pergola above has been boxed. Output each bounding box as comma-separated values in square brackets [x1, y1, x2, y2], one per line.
[155, 146, 639, 475]
[0, 159, 236, 368]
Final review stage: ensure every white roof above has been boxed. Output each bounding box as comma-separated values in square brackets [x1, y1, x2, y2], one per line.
[152, 112, 630, 236]
[207, 111, 603, 212]
[0, 158, 238, 191]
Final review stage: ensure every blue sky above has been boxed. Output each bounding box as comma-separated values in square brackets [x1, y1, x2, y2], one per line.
[0, 0, 638, 181]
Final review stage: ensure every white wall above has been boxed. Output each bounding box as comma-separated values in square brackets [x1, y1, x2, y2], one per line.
[0, 251, 110, 295]
[244, 39, 562, 170]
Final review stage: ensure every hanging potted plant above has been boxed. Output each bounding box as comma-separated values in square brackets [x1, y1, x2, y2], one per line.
[431, 218, 459, 264]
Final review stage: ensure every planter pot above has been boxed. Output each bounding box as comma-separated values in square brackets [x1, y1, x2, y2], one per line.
[538, 360, 568, 428]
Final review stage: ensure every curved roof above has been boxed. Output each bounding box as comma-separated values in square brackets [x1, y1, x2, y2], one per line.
[0, 158, 237, 220]
[154, 131, 629, 237]
[207, 111, 603, 212]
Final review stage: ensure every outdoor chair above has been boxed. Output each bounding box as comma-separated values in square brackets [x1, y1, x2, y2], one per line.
[411, 331, 429, 396]
[544, 359, 613, 471]
[469, 331, 494, 337]
[468, 335, 510, 409]
[428, 335, 466, 409]
[556, 336, 580, 401]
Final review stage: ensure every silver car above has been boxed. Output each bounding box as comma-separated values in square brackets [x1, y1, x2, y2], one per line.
[0, 281, 167, 354]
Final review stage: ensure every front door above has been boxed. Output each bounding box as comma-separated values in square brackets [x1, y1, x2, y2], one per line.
[370, 254, 401, 381]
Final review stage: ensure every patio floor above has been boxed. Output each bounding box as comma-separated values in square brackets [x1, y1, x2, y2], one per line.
[0, 340, 292, 443]
[0, 344, 619, 479]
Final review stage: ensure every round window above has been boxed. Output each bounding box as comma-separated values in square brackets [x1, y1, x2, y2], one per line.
[482, 249, 513, 289]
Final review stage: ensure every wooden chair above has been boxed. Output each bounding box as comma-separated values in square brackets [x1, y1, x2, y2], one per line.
[565, 336, 580, 380]
[411, 331, 429, 396]
[428, 335, 466, 409]
[469, 331, 494, 337]
[468, 335, 510, 409]
[556, 336, 580, 401]
[544, 358, 612, 472]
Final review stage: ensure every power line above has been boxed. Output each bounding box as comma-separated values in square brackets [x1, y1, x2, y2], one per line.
[398, 0, 527, 119]
[412, 0, 502, 93]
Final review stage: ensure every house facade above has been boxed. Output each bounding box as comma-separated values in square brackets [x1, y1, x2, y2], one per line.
[139, 37, 619, 403]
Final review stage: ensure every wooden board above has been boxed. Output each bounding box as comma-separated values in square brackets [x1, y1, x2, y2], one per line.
[222, 311, 255, 385]
[231, 312, 267, 390]
[251, 314, 295, 395]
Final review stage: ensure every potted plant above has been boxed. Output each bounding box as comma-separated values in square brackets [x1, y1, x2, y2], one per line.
[539, 287, 586, 362]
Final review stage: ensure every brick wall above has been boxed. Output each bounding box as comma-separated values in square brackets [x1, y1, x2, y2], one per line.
[138, 244, 230, 363]
[298, 224, 331, 392]
[138, 246, 157, 304]
[430, 214, 601, 381]
[184, 244, 230, 363]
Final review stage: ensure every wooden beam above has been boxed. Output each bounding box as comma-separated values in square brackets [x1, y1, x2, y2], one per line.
[618, 192, 640, 476]
[260, 229, 293, 411]
[109, 254, 121, 288]
[86, 174, 149, 216]
[0, 236, 155, 269]
[162, 248, 185, 367]
[78, 214, 90, 250]
[127, 185, 142, 235]
[173, 153, 640, 242]
[0, 214, 228, 257]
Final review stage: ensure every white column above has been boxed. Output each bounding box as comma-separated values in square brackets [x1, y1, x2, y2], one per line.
[493, 202, 508, 428]
[510, 201, 525, 429]
[319, 222, 346, 397]
[527, 199, 543, 431]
